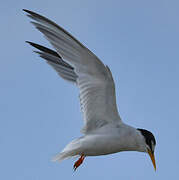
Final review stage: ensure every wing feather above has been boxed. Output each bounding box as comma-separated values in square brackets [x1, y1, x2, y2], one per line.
[26, 41, 77, 83]
[24, 9, 122, 134]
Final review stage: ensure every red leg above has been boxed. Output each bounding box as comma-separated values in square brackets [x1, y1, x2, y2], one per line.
[73, 155, 85, 171]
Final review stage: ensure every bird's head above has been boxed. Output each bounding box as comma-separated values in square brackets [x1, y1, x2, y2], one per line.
[137, 128, 156, 171]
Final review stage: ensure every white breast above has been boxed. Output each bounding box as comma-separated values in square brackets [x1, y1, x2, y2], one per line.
[78, 124, 146, 156]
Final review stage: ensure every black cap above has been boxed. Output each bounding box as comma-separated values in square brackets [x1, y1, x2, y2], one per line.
[137, 129, 156, 152]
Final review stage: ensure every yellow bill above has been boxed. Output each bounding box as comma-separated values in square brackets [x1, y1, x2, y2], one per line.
[147, 149, 156, 171]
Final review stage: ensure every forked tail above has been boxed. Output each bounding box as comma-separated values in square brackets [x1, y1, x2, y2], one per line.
[52, 138, 82, 163]
[52, 151, 76, 163]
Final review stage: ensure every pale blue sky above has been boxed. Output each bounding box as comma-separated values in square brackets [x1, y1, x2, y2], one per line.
[1, 0, 179, 179]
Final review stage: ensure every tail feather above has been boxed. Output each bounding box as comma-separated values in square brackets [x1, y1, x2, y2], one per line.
[52, 138, 82, 163]
[52, 151, 74, 163]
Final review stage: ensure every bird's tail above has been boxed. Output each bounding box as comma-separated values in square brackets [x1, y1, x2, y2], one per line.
[52, 138, 81, 163]
[52, 151, 76, 163]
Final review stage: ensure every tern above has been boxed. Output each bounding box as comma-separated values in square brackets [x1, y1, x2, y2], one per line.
[24, 9, 156, 171]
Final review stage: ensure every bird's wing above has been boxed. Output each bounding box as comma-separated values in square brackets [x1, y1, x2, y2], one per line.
[24, 9, 122, 134]
[26, 41, 78, 83]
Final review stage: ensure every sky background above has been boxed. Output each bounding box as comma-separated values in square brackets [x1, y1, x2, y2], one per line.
[1, 0, 179, 179]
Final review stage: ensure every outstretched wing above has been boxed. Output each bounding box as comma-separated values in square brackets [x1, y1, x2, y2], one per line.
[24, 9, 122, 134]
[26, 41, 78, 83]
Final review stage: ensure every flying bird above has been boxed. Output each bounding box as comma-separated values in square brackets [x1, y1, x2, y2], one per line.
[23, 9, 156, 171]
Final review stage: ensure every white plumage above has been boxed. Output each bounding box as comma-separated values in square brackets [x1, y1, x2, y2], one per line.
[24, 9, 156, 171]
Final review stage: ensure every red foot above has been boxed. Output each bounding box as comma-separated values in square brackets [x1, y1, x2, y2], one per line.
[73, 155, 85, 171]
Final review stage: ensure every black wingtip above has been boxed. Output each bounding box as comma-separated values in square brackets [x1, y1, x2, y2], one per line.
[23, 9, 29, 13]
[23, 9, 31, 13]
[25, 40, 32, 44]
[25, 41, 36, 47]
[23, 9, 39, 17]
[25, 41, 62, 59]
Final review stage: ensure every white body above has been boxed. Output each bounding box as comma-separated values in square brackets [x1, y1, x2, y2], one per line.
[53, 123, 146, 161]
